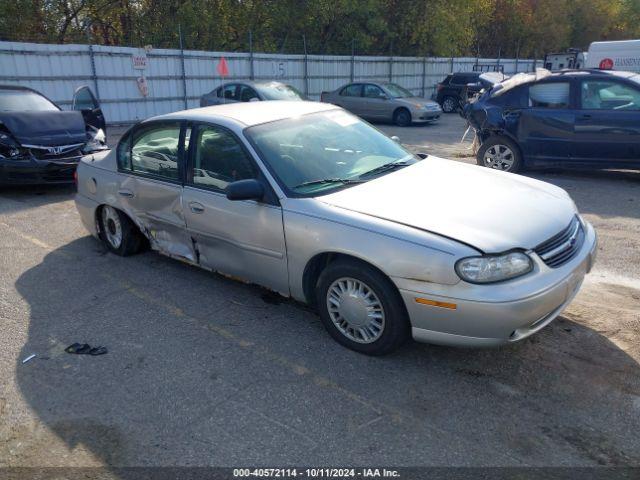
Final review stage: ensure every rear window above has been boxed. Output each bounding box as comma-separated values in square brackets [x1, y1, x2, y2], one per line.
[529, 82, 570, 108]
[0, 89, 59, 112]
[452, 74, 479, 85]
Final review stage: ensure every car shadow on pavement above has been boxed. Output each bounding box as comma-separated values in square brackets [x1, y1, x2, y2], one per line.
[11, 237, 640, 468]
[0, 185, 76, 216]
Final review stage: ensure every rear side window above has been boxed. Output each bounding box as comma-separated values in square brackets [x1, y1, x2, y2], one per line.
[452, 74, 477, 85]
[131, 123, 182, 180]
[340, 84, 362, 97]
[494, 86, 529, 108]
[529, 82, 570, 108]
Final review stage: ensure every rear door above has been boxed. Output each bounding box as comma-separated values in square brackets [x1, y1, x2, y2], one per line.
[72, 86, 106, 133]
[336, 84, 364, 115]
[181, 123, 289, 294]
[116, 121, 196, 261]
[573, 77, 640, 164]
[516, 79, 575, 163]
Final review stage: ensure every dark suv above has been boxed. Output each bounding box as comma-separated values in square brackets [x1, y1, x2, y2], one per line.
[464, 70, 640, 173]
[435, 72, 482, 113]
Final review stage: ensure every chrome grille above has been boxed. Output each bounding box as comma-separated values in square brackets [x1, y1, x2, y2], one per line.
[535, 216, 584, 268]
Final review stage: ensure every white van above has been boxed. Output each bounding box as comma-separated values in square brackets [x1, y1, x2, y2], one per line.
[585, 40, 640, 72]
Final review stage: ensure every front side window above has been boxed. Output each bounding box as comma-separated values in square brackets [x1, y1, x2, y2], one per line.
[0, 89, 59, 112]
[245, 110, 416, 197]
[340, 84, 362, 97]
[73, 87, 98, 111]
[581, 80, 640, 110]
[238, 85, 260, 102]
[131, 123, 182, 180]
[363, 84, 386, 99]
[192, 125, 256, 191]
[221, 84, 237, 100]
[529, 82, 570, 108]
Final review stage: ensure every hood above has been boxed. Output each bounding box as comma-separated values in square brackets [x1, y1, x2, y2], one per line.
[0, 111, 87, 146]
[319, 157, 576, 253]
[397, 97, 440, 107]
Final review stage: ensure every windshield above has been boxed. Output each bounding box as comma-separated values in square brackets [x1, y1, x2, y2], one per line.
[256, 83, 305, 100]
[245, 110, 416, 196]
[383, 83, 414, 98]
[0, 89, 59, 112]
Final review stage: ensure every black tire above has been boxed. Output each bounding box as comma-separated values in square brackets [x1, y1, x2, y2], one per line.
[441, 96, 458, 113]
[98, 205, 146, 256]
[477, 136, 523, 173]
[393, 108, 412, 127]
[315, 259, 410, 355]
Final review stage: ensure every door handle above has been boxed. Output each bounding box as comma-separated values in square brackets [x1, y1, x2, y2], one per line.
[578, 114, 592, 120]
[118, 189, 135, 198]
[189, 201, 205, 213]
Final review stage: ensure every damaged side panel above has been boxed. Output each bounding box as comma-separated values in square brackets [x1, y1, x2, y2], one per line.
[116, 175, 196, 262]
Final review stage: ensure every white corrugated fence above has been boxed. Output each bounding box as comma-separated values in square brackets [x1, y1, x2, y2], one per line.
[0, 41, 539, 124]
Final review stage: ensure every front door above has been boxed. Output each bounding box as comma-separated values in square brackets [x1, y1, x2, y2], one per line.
[72, 86, 106, 133]
[517, 80, 574, 163]
[182, 123, 289, 295]
[361, 84, 391, 119]
[573, 78, 640, 164]
[117, 121, 196, 261]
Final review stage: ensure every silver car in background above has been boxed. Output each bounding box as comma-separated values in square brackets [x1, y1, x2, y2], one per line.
[75, 101, 596, 355]
[200, 80, 305, 107]
[321, 82, 441, 126]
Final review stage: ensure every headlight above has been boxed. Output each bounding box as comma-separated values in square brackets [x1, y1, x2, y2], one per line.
[455, 251, 533, 284]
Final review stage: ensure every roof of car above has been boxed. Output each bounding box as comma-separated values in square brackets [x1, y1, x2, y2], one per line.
[218, 80, 290, 88]
[151, 100, 340, 127]
[0, 85, 38, 91]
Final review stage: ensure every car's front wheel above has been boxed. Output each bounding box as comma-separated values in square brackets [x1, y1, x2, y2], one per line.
[99, 205, 146, 256]
[393, 108, 412, 127]
[316, 259, 410, 355]
[477, 136, 523, 173]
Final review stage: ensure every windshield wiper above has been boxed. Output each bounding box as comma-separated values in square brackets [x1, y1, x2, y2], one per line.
[293, 178, 365, 189]
[358, 160, 411, 178]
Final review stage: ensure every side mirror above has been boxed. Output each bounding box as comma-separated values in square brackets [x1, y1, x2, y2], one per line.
[226, 179, 265, 201]
[390, 135, 400, 143]
[416, 153, 428, 159]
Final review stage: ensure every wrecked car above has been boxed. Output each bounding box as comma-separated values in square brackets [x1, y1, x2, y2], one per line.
[0, 85, 107, 185]
[75, 101, 596, 355]
[464, 69, 640, 173]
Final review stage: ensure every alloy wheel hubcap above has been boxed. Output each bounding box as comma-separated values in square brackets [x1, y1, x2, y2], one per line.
[326, 277, 385, 344]
[443, 98, 455, 111]
[484, 144, 515, 171]
[102, 206, 122, 248]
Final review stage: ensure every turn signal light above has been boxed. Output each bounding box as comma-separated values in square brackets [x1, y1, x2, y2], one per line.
[414, 297, 457, 310]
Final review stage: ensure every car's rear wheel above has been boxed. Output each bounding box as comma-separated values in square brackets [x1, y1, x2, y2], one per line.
[316, 259, 410, 355]
[477, 136, 523, 173]
[393, 108, 412, 127]
[441, 96, 458, 113]
[99, 205, 145, 256]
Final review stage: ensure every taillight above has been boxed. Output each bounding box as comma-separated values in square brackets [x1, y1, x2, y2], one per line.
[437, 84, 444, 91]
[73, 169, 78, 185]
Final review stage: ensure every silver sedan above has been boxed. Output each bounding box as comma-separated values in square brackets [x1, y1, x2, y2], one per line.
[75, 101, 596, 355]
[321, 82, 441, 126]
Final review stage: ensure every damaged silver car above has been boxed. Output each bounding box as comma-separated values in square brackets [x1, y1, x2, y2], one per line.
[75, 101, 597, 355]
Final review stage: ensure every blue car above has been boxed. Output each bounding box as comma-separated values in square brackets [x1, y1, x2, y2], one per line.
[464, 69, 640, 173]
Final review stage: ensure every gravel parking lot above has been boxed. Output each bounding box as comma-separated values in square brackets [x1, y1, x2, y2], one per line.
[1, 114, 639, 469]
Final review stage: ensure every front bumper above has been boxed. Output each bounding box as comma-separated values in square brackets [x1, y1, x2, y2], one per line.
[411, 108, 442, 123]
[398, 222, 597, 347]
[0, 155, 82, 185]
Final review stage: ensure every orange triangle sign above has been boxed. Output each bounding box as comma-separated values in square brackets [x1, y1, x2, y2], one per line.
[216, 56, 229, 77]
